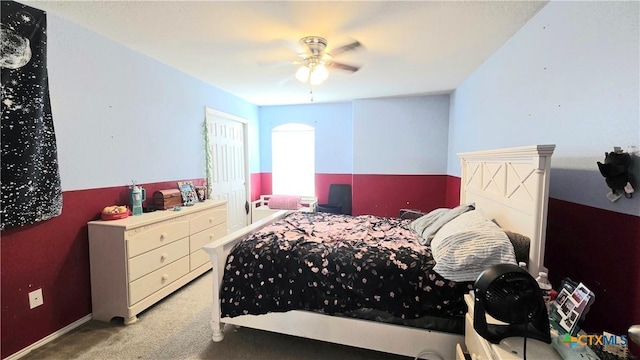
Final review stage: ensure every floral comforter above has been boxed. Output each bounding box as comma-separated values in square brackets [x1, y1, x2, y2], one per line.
[220, 212, 473, 320]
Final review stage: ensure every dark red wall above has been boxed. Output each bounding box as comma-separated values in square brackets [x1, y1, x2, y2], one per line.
[352, 175, 448, 217]
[2, 174, 638, 358]
[545, 199, 640, 339]
[445, 175, 462, 208]
[259, 173, 272, 198]
[2, 191, 94, 359]
[250, 173, 261, 201]
[257, 173, 447, 217]
[0, 179, 206, 358]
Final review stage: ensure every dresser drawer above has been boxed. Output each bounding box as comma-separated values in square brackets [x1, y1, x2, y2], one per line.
[190, 222, 227, 252]
[190, 250, 210, 271]
[128, 256, 189, 305]
[128, 238, 189, 281]
[126, 220, 189, 258]
[190, 207, 227, 234]
[189, 222, 226, 271]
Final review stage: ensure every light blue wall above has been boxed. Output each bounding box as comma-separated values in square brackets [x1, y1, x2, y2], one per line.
[447, 1, 639, 216]
[258, 102, 353, 173]
[353, 96, 449, 175]
[258, 95, 451, 176]
[45, 1, 638, 217]
[46, 12, 258, 191]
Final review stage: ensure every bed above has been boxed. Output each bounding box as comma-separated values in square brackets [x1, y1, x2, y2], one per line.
[203, 144, 555, 359]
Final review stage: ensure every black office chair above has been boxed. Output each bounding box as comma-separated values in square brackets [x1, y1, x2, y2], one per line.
[317, 184, 352, 215]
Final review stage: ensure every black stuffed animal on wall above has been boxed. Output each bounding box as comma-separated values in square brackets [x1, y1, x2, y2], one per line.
[597, 151, 633, 198]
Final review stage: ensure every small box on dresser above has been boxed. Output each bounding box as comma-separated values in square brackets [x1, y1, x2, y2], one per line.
[88, 200, 227, 325]
[153, 189, 183, 210]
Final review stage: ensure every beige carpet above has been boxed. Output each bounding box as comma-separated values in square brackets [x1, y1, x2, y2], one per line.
[22, 271, 412, 360]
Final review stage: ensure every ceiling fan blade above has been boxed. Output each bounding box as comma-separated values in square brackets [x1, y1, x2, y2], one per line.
[331, 61, 360, 73]
[331, 40, 362, 56]
[257, 59, 299, 67]
[269, 38, 304, 53]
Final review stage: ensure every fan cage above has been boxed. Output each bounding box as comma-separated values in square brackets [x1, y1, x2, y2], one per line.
[482, 272, 542, 324]
[473, 263, 551, 345]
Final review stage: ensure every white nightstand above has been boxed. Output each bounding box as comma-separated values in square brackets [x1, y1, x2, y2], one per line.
[460, 291, 562, 360]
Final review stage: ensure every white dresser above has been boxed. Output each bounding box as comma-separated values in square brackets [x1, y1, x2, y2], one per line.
[88, 200, 227, 324]
[457, 292, 562, 360]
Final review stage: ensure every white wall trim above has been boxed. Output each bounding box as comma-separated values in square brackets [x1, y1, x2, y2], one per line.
[6, 314, 92, 360]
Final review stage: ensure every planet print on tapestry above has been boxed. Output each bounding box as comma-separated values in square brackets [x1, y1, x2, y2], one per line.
[1, 1, 62, 230]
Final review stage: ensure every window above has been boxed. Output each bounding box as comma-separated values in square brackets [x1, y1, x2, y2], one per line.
[272, 123, 315, 196]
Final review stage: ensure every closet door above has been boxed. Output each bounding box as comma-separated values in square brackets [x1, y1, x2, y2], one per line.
[205, 108, 249, 232]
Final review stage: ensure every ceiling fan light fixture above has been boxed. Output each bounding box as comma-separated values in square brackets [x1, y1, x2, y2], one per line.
[310, 64, 328, 85]
[293, 35, 359, 90]
[295, 63, 329, 85]
[295, 65, 310, 83]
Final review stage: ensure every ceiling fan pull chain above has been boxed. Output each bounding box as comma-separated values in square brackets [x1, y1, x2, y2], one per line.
[306, 63, 313, 83]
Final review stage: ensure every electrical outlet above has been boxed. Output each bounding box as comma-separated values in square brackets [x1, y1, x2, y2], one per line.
[28, 288, 43, 309]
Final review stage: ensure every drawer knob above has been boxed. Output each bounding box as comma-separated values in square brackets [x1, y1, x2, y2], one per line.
[162, 274, 169, 282]
[160, 233, 167, 240]
[208, 217, 213, 223]
[160, 253, 168, 261]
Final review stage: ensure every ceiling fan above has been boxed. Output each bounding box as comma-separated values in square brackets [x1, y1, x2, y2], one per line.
[279, 35, 362, 101]
[294, 36, 363, 86]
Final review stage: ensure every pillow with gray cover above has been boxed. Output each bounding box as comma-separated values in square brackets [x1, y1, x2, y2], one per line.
[431, 209, 517, 282]
[409, 203, 475, 246]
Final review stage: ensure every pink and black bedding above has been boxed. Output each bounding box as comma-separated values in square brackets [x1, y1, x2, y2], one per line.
[219, 211, 479, 331]
[219, 207, 525, 334]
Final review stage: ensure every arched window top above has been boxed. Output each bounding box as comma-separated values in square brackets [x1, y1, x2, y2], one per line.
[273, 123, 314, 132]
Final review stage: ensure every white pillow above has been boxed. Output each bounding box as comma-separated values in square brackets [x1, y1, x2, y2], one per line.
[431, 209, 516, 282]
[409, 203, 475, 245]
[409, 208, 448, 240]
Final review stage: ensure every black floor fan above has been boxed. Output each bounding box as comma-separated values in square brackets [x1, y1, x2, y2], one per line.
[473, 263, 551, 351]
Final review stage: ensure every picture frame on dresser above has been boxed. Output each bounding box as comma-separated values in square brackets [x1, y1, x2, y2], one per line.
[178, 181, 198, 206]
[195, 185, 207, 202]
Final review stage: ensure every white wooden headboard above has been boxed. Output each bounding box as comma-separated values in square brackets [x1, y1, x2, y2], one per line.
[458, 144, 555, 277]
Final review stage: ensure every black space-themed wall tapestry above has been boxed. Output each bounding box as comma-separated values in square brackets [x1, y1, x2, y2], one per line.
[1, 1, 62, 230]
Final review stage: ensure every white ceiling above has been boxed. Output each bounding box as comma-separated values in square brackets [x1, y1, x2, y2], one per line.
[24, 1, 548, 106]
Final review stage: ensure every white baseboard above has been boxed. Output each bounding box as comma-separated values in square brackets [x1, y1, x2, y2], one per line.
[6, 314, 92, 360]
